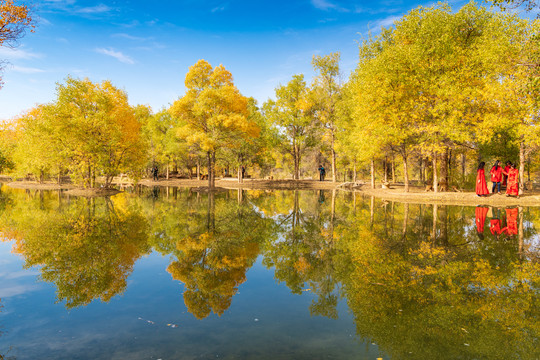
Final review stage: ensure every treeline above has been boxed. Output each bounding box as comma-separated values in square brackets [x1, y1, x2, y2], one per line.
[1, 2, 540, 191]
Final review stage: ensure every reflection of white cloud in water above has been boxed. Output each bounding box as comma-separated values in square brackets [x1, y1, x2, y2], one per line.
[0, 284, 42, 298]
[0, 242, 42, 297]
[0, 270, 40, 280]
[526, 235, 540, 254]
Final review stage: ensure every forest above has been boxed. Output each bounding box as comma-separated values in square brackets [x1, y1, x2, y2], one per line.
[1, 1, 540, 192]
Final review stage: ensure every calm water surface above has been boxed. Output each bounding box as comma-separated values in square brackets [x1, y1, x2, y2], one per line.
[0, 185, 538, 359]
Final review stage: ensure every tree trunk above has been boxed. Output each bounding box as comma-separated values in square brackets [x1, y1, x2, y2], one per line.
[197, 157, 201, 181]
[87, 164, 92, 188]
[353, 160, 357, 183]
[370, 159, 375, 189]
[440, 147, 449, 191]
[519, 142, 525, 195]
[433, 152, 438, 193]
[402, 152, 409, 193]
[295, 149, 301, 180]
[527, 155, 531, 182]
[211, 151, 216, 188]
[238, 155, 243, 184]
[420, 157, 425, 184]
[391, 156, 395, 183]
[461, 153, 466, 183]
[383, 157, 388, 183]
[207, 151, 214, 189]
[166, 164, 170, 180]
[331, 131, 337, 182]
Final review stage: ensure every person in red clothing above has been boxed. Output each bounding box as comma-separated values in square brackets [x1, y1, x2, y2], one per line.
[503, 162, 520, 198]
[476, 162, 489, 196]
[490, 160, 503, 194]
[502, 161, 511, 187]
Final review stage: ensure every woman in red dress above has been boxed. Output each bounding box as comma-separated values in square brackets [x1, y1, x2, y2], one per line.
[503, 163, 519, 198]
[476, 162, 489, 196]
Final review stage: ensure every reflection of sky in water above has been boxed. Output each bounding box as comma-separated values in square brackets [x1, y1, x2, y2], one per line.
[0, 246, 371, 359]
[0, 242, 42, 298]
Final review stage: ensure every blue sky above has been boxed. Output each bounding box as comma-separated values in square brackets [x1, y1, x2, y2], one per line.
[0, 0, 474, 120]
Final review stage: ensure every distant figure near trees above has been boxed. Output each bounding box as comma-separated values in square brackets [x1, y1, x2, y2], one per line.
[318, 165, 326, 181]
[241, 166, 245, 179]
[490, 160, 503, 194]
[476, 162, 489, 197]
[152, 166, 158, 181]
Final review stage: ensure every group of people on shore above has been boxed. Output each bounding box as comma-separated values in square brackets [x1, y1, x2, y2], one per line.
[476, 160, 519, 198]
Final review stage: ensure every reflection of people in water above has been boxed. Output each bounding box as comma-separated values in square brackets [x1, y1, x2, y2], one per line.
[489, 207, 502, 236]
[502, 207, 518, 236]
[318, 190, 325, 204]
[475, 206, 489, 237]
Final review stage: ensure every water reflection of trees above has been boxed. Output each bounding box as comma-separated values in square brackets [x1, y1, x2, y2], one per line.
[260, 190, 347, 319]
[0, 191, 150, 308]
[341, 198, 540, 360]
[0, 187, 539, 358]
[149, 189, 276, 319]
[253, 191, 539, 358]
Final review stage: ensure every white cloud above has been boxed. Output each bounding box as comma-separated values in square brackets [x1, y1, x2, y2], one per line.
[95, 47, 135, 64]
[76, 4, 112, 14]
[112, 33, 153, 42]
[211, 4, 227, 13]
[0, 47, 42, 60]
[10, 65, 46, 74]
[311, 0, 348, 12]
[372, 15, 401, 29]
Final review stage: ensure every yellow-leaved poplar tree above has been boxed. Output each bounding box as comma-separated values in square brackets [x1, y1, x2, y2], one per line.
[169, 59, 258, 189]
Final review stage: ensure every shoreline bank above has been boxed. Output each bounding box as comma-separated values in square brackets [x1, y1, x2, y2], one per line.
[3, 178, 540, 206]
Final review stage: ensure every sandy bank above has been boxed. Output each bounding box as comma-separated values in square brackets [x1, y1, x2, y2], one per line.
[3, 178, 540, 205]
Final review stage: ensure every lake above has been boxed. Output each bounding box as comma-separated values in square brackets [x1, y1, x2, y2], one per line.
[0, 185, 538, 359]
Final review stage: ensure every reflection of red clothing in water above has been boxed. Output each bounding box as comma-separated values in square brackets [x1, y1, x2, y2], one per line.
[503, 165, 511, 186]
[490, 219, 502, 235]
[503, 208, 518, 235]
[505, 168, 519, 196]
[475, 207, 489, 233]
[476, 169, 489, 195]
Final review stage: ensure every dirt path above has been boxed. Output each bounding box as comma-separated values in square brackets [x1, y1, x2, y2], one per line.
[4, 178, 540, 205]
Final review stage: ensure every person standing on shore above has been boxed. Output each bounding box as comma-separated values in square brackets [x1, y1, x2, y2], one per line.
[503, 161, 511, 187]
[152, 166, 159, 181]
[503, 163, 519, 198]
[490, 160, 503, 194]
[476, 162, 489, 197]
[318, 165, 326, 181]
